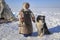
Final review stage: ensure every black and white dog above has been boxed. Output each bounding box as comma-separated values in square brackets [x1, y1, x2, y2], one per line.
[36, 15, 50, 37]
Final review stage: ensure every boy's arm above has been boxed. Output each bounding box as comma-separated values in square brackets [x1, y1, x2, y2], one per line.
[31, 11, 35, 22]
[18, 11, 24, 23]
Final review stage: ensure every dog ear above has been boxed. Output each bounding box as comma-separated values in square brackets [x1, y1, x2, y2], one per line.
[37, 15, 40, 22]
[43, 16, 45, 23]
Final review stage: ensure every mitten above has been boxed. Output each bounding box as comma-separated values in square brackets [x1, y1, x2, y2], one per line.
[32, 17, 35, 23]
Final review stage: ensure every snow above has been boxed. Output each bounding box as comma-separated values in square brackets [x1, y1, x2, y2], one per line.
[0, 8, 60, 40]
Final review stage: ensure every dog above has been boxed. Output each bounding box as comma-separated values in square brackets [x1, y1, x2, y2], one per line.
[36, 15, 50, 37]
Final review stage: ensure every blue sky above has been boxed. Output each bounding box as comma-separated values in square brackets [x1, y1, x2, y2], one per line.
[5, 0, 60, 12]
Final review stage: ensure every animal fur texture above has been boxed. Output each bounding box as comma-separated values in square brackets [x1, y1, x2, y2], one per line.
[36, 20, 44, 37]
[36, 15, 50, 37]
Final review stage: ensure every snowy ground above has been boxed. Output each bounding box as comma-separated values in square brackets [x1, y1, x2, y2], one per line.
[0, 8, 60, 40]
[0, 18, 60, 40]
[0, 21, 60, 40]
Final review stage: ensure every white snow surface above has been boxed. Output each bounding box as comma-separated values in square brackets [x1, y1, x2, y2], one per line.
[0, 8, 60, 40]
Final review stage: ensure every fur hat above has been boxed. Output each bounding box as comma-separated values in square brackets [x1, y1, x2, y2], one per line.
[22, 2, 30, 9]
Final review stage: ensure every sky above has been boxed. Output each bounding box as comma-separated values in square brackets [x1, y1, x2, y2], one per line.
[5, 0, 60, 12]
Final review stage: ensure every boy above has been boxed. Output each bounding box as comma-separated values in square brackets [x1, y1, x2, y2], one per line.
[18, 2, 35, 37]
